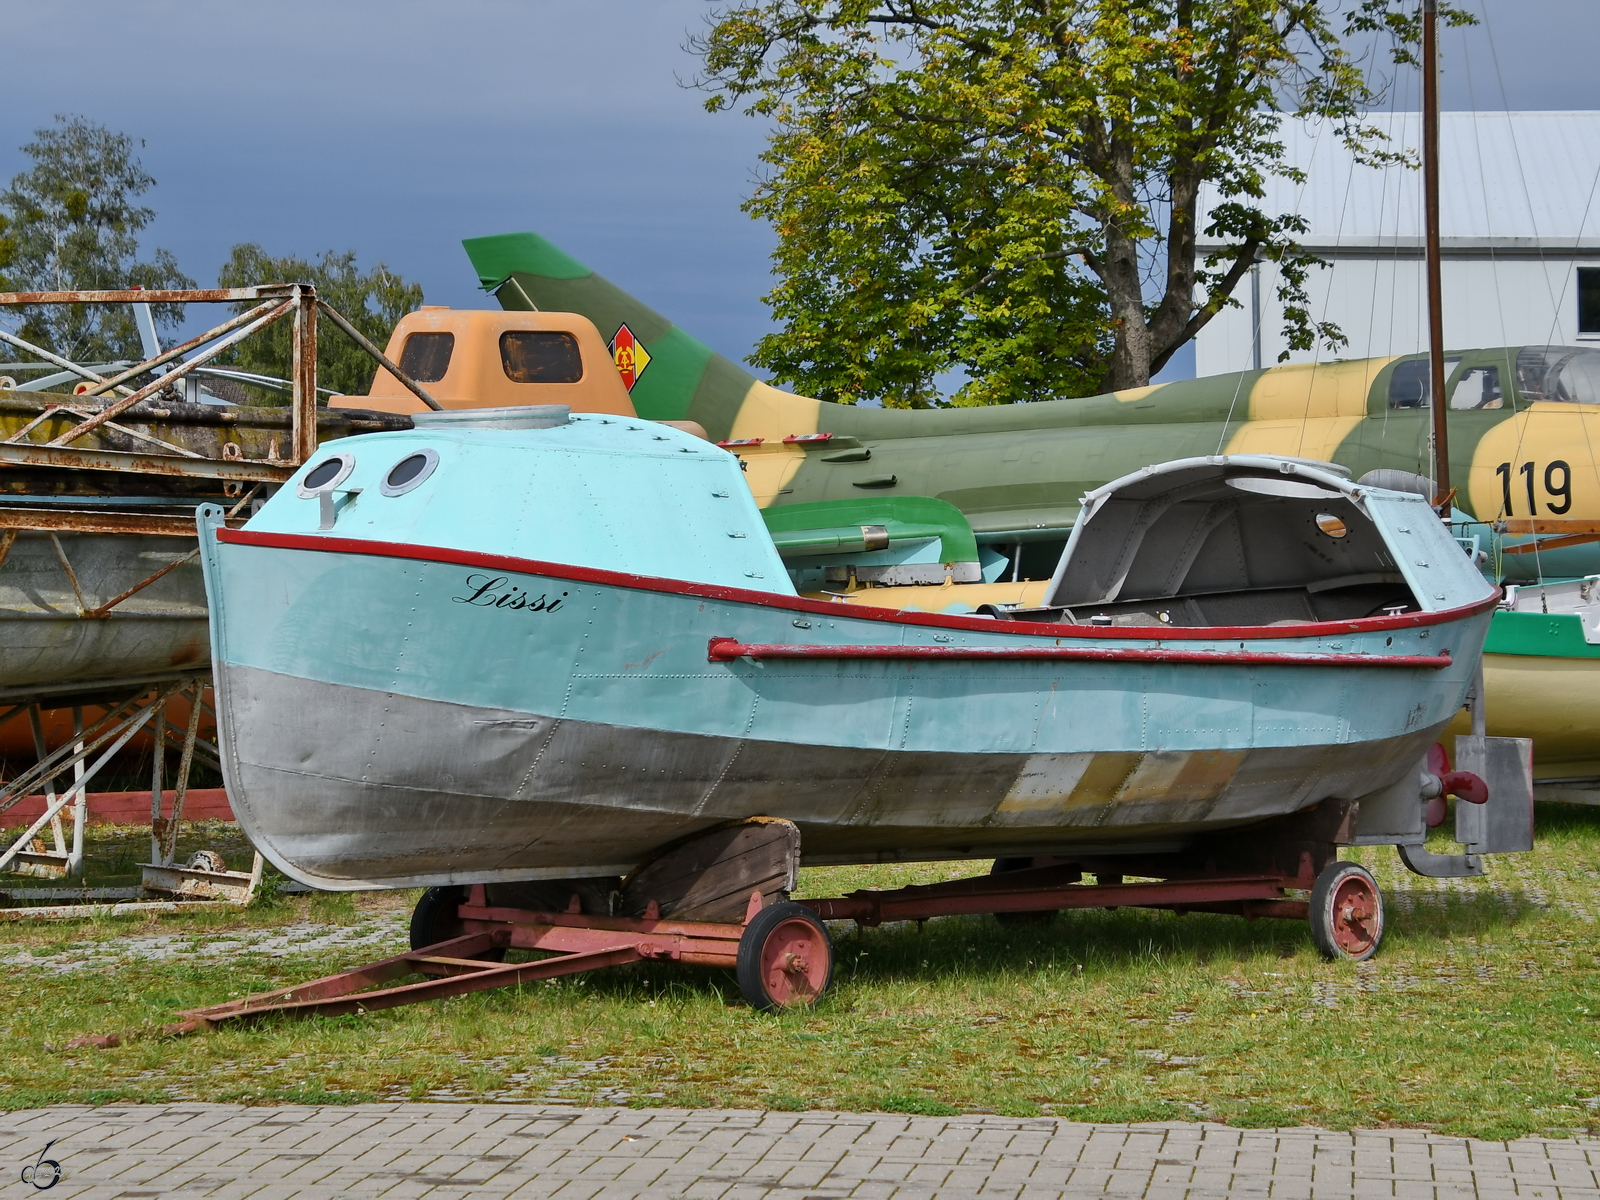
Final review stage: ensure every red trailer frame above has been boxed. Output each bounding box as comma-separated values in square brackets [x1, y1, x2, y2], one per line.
[64, 853, 1382, 1049]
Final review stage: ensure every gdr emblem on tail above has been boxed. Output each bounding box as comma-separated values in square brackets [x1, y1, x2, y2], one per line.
[609, 323, 651, 391]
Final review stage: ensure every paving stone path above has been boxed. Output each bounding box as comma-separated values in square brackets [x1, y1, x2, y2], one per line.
[1, 1103, 1597, 1199]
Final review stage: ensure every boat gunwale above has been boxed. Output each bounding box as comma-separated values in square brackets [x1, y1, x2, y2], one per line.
[704, 637, 1453, 669]
[214, 526, 1501, 643]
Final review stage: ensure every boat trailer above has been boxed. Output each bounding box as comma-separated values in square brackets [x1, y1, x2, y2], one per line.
[108, 804, 1403, 1043]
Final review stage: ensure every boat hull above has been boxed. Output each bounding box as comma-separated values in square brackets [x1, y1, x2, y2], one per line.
[202, 527, 1492, 890]
[0, 530, 208, 702]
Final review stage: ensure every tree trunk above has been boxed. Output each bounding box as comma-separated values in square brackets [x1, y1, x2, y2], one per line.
[1100, 132, 1151, 391]
[1146, 171, 1200, 376]
[1102, 225, 1150, 390]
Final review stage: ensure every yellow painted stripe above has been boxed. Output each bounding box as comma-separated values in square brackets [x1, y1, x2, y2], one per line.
[1223, 416, 1363, 462]
[1247, 357, 1394, 421]
[728, 380, 824, 507]
[1466, 404, 1600, 522]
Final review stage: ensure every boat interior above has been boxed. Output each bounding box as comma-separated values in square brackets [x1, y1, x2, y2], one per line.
[1012, 461, 1420, 627]
[762, 460, 1424, 629]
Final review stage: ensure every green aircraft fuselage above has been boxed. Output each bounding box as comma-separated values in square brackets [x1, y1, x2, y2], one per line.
[463, 231, 1600, 579]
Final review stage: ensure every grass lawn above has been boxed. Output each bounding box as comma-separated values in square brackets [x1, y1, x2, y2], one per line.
[1, 809, 1597, 1139]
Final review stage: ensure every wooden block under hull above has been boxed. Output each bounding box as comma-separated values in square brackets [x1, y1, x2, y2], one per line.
[621, 818, 800, 922]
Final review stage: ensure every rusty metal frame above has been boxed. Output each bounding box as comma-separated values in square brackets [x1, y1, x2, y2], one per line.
[0, 527, 203, 618]
[47, 534, 88, 615]
[82, 548, 200, 619]
[10, 403, 207, 458]
[0, 507, 241, 536]
[0, 284, 443, 536]
[165, 888, 758, 1034]
[156, 681, 205, 867]
[0, 327, 137, 397]
[70, 298, 288, 402]
[50, 299, 296, 447]
[26, 707, 67, 864]
[798, 864, 1314, 925]
[147, 856, 1321, 1034]
[0, 682, 191, 822]
[0, 672, 253, 900]
[0, 679, 194, 877]
[315, 299, 443, 413]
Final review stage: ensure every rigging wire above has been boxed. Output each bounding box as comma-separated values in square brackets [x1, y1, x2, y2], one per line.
[1293, 109, 1362, 463]
[1214, 111, 1330, 453]
[1476, 2, 1600, 578]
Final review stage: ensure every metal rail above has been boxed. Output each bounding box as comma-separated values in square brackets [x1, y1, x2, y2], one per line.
[706, 637, 1453, 670]
[0, 675, 260, 902]
[0, 284, 443, 535]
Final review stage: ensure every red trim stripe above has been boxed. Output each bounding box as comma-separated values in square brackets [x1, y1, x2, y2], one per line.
[215, 527, 1497, 643]
[706, 637, 1451, 669]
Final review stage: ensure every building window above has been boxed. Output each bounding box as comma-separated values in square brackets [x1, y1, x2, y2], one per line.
[1580, 268, 1600, 335]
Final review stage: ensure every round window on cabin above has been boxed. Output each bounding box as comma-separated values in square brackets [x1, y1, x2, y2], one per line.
[1315, 513, 1348, 538]
[296, 452, 356, 499]
[380, 448, 439, 496]
[304, 459, 343, 489]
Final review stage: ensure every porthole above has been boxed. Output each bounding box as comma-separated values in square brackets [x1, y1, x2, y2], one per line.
[1315, 513, 1348, 538]
[296, 452, 355, 499]
[380, 448, 439, 496]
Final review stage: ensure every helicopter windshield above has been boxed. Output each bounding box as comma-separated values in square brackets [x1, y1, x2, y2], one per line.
[1515, 346, 1600, 405]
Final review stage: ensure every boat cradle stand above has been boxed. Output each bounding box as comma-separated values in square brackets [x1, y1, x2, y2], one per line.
[0, 673, 262, 912]
[135, 802, 1396, 1040]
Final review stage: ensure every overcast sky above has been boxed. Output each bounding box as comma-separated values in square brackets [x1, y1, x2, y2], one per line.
[1, 0, 1596, 383]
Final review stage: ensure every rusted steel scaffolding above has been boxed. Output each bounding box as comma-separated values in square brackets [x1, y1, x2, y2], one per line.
[0, 286, 439, 905]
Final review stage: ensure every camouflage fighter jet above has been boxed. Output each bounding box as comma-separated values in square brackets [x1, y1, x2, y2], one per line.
[461, 231, 1600, 586]
[435, 231, 1600, 785]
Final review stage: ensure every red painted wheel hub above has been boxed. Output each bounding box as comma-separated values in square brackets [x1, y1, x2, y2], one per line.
[1328, 874, 1379, 956]
[756, 916, 830, 1006]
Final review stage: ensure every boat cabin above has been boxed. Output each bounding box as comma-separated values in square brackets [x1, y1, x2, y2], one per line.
[331, 308, 639, 419]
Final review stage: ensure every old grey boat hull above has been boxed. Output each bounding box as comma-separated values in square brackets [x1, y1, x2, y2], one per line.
[0, 528, 208, 702]
[219, 661, 1461, 888]
[201, 523, 1493, 891]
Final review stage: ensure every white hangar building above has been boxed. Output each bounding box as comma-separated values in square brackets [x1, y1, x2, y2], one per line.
[1194, 111, 1600, 377]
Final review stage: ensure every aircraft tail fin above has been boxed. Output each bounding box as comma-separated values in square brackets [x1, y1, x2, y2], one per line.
[462, 231, 805, 440]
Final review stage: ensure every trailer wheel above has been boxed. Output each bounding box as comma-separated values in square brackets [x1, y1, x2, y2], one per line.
[1309, 862, 1384, 962]
[736, 901, 833, 1012]
[410, 886, 505, 961]
[991, 857, 1056, 925]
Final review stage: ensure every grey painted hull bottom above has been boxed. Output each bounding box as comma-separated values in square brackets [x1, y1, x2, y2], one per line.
[221, 665, 1442, 891]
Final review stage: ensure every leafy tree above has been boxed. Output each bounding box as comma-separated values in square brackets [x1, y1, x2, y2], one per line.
[215, 245, 423, 403]
[696, 1, 1473, 406]
[0, 115, 192, 363]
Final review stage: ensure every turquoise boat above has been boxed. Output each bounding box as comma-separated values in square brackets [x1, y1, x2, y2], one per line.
[197, 408, 1497, 891]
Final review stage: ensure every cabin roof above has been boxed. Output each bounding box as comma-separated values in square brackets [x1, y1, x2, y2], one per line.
[247, 409, 794, 594]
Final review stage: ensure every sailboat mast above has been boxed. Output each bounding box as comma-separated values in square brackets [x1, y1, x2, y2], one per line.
[1422, 0, 1450, 513]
